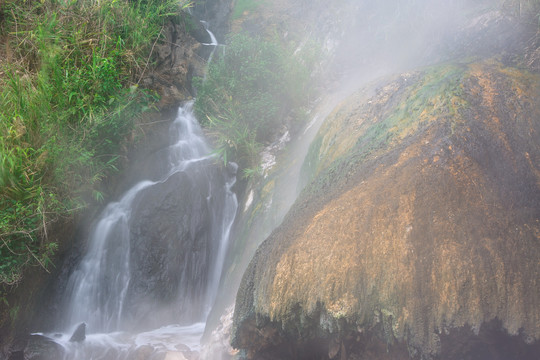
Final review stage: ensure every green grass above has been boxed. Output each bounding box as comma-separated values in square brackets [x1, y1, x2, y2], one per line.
[194, 32, 318, 172]
[0, 0, 191, 286]
[232, 0, 264, 19]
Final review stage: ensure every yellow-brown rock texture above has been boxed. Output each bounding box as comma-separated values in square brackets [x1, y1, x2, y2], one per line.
[232, 61, 540, 359]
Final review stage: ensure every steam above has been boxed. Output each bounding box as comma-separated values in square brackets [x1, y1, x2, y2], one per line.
[204, 0, 522, 354]
[325, 0, 502, 81]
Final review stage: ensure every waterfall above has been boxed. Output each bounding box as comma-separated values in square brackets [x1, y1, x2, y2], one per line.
[42, 102, 238, 359]
[62, 180, 154, 332]
[200, 21, 220, 77]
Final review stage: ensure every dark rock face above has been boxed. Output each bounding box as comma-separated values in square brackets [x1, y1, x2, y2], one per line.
[123, 165, 222, 328]
[24, 335, 64, 360]
[232, 61, 540, 359]
[4, 333, 64, 360]
[141, 1, 234, 108]
[68, 322, 86, 342]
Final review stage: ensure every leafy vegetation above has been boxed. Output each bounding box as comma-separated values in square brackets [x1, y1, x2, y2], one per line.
[232, 0, 264, 19]
[0, 0, 190, 286]
[194, 32, 318, 172]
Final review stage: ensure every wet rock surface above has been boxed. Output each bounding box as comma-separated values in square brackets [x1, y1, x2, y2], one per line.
[68, 323, 86, 342]
[232, 60, 540, 359]
[141, 18, 207, 109]
[126, 165, 223, 328]
[17, 335, 64, 360]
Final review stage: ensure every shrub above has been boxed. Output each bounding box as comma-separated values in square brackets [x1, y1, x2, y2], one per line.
[194, 32, 317, 171]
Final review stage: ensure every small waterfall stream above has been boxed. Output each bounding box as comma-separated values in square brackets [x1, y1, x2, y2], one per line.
[200, 20, 220, 79]
[39, 102, 238, 359]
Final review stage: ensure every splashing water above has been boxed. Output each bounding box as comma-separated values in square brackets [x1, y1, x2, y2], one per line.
[41, 102, 237, 359]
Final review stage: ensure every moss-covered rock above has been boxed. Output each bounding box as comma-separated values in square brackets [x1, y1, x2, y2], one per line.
[232, 60, 540, 359]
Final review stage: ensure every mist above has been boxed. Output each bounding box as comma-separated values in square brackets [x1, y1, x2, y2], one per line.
[6, 0, 538, 359]
[301, 0, 524, 85]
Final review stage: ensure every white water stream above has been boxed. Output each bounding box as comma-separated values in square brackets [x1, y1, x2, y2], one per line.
[200, 21, 220, 79]
[37, 102, 237, 359]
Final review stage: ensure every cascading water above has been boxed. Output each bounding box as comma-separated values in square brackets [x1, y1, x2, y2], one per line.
[38, 102, 238, 359]
[61, 180, 152, 333]
[200, 20, 220, 79]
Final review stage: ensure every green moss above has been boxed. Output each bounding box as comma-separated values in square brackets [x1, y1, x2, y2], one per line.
[356, 65, 467, 153]
[261, 179, 276, 198]
[299, 64, 471, 203]
[9, 305, 19, 327]
[299, 134, 324, 190]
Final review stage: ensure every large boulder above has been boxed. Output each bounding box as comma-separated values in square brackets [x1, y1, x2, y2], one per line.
[124, 164, 224, 328]
[232, 61, 540, 359]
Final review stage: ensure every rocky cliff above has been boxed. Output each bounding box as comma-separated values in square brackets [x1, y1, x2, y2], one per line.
[232, 58, 540, 359]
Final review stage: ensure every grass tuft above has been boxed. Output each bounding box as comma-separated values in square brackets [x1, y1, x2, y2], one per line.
[0, 0, 190, 285]
[194, 32, 319, 173]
